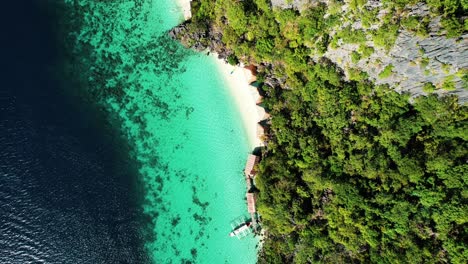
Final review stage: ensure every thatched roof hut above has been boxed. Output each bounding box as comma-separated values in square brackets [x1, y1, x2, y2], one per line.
[246, 193, 256, 213]
[244, 154, 260, 177]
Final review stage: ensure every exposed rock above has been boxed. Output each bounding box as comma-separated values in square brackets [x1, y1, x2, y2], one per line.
[270, 0, 323, 11]
[366, 0, 382, 9]
[323, 22, 467, 103]
[168, 21, 233, 60]
[407, 2, 430, 17]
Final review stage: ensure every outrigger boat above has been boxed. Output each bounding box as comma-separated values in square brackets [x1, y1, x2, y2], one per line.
[229, 216, 252, 239]
[229, 221, 251, 237]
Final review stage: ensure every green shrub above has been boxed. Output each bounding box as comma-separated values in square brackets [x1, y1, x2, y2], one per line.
[379, 64, 394, 79]
[372, 24, 399, 51]
[401, 16, 429, 37]
[315, 34, 330, 55]
[349, 0, 367, 12]
[442, 63, 451, 74]
[426, 0, 464, 16]
[327, 0, 342, 15]
[441, 75, 456, 91]
[455, 68, 467, 78]
[351, 51, 361, 63]
[401, 16, 420, 31]
[336, 27, 367, 44]
[348, 67, 369, 81]
[420, 57, 430, 69]
[192, 0, 215, 20]
[418, 48, 425, 56]
[358, 44, 374, 58]
[442, 17, 464, 38]
[329, 37, 339, 49]
[456, 69, 468, 90]
[360, 9, 378, 28]
[422, 82, 436, 93]
[381, 12, 394, 25]
[227, 54, 239, 65]
[255, 38, 274, 55]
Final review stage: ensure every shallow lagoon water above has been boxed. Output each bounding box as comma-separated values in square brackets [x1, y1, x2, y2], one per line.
[63, 0, 258, 263]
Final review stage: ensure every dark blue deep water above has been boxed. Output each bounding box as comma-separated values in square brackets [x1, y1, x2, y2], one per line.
[0, 2, 149, 263]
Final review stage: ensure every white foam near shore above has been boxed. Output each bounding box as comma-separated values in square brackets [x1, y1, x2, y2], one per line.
[212, 55, 264, 149]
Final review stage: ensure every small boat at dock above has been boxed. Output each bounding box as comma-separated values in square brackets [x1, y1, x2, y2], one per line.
[229, 221, 251, 237]
[229, 216, 252, 239]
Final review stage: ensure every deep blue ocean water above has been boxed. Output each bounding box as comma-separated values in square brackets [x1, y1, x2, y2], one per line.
[0, 2, 149, 263]
[0, 1, 259, 263]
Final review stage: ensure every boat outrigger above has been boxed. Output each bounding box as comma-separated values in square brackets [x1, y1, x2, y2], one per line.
[229, 221, 251, 237]
[229, 216, 252, 239]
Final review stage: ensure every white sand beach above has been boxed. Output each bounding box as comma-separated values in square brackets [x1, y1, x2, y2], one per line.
[212, 55, 264, 149]
[176, 0, 192, 20]
[176, 0, 264, 149]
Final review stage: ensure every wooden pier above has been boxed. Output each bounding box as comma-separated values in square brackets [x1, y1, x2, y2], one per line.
[244, 154, 260, 229]
[229, 153, 261, 238]
[244, 154, 260, 178]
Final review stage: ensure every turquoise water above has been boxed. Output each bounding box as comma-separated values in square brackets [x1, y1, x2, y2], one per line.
[63, 0, 258, 263]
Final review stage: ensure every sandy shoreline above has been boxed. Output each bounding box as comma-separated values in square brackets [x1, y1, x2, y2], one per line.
[176, 0, 192, 20]
[174, 0, 263, 149]
[212, 54, 266, 249]
[175, 0, 263, 150]
[212, 55, 263, 149]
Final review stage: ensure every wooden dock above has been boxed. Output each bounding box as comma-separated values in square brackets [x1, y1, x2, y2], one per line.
[229, 153, 261, 238]
[244, 154, 260, 178]
[244, 154, 260, 229]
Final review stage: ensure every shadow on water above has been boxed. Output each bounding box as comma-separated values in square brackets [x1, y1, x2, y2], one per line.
[0, 1, 150, 263]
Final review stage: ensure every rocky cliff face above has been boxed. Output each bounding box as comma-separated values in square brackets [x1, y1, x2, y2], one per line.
[169, 21, 234, 60]
[270, 0, 314, 10]
[275, 1, 468, 103]
[323, 19, 468, 103]
[384, 31, 466, 101]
